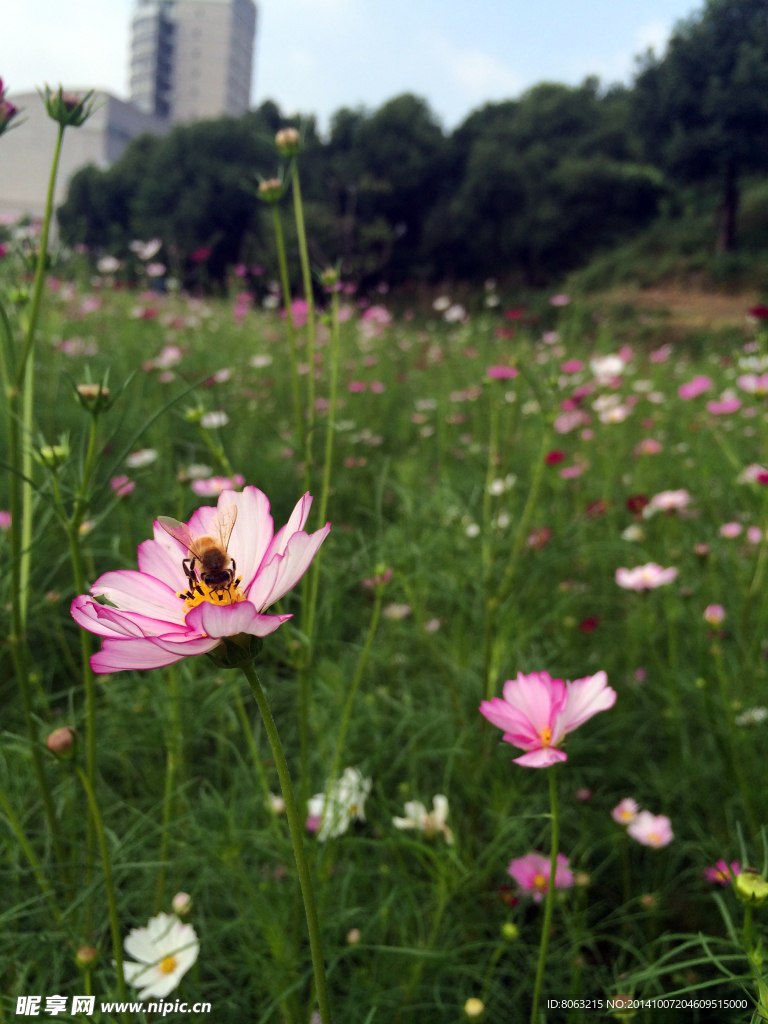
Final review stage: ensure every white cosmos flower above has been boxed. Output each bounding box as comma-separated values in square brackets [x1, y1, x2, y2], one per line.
[590, 354, 625, 382]
[308, 767, 371, 841]
[97, 255, 121, 274]
[393, 795, 454, 844]
[250, 354, 273, 368]
[433, 296, 451, 311]
[200, 411, 228, 429]
[126, 449, 158, 468]
[121, 913, 199, 1000]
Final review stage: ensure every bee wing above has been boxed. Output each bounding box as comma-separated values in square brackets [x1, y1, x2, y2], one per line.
[211, 504, 238, 552]
[157, 516, 206, 560]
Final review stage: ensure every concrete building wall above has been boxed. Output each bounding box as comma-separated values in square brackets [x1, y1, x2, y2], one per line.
[0, 91, 167, 220]
[172, 0, 256, 123]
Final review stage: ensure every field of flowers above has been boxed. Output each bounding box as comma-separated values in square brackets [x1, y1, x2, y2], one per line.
[5, 103, 768, 1024]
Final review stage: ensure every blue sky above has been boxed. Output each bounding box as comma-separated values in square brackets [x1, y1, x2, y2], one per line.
[3, 0, 701, 129]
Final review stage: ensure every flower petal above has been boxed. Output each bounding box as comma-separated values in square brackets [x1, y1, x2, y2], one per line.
[91, 636, 219, 673]
[217, 486, 274, 590]
[184, 599, 291, 638]
[91, 570, 185, 624]
[559, 670, 616, 734]
[259, 492, 312, 568]
[513, 747, 568, 768]
[71, 595, 181, 639]
[253, 523, 331, 609]
[137, 536, 188, 592]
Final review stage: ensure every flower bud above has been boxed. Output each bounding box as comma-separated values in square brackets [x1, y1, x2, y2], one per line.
[464, 998, 484, 1019]
[257, 178, 284, 204]
[736, 869, 768, 905]
[184, 405, 205, 424]
[75, 946, 98, 969]
[35, 442, 70, 468]
[43, 85, 95, 128]
[76, 382, 111, 414]
[0, 95, 18, 136]
[8, 287, 30, 307]
[172, 892, 192, 916]
[275, 127, 301, 156]
[501, 922, 519, 941]
[320, 267, 339, 288]
[46, 726, 76, 759]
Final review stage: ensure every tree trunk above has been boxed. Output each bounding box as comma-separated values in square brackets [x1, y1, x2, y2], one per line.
[717, 165, 739, 254]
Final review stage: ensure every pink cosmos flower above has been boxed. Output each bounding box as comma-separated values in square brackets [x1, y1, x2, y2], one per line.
[560, 465, 584, 479]
[703, 604, 725, 625]
[70, 486, 330, 672]
[612, 798, 639, 824]
[647, 490, 690, 513]
[719, 522, 742, 538]
[554, 409, 590, 434]
[703, 859, 741, 886]
[191, 475, 245, 497]
[111, 475, 135, 498]
[738, 373, 768, 395]
[550, 293, 570, 307]
[487, 366, 518, 380]
[0, 510, 11, 529]
[748, 526, 764, 545]
[627, 811, 673, 848]
[615, 564, 678, 591]
[508, 852, 573, 901]
[678, 376, 712, 400]
[479, 669, 616, 767]
[707, 398, 741, 415]
[650, 345, 671, 363]
[561, 360, 584, 374]
[634, 438, 661, 456]
[739, 464, 768, 484]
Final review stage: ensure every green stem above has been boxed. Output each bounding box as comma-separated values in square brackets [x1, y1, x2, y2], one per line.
[17, 123, 65, 627]
[155, 666, 181, 914]
[713, 645, 758, 838]
[485, 427, 551, 701]
[271, 203, 306, 464]
[231, 682, 283, 842]
[76, 766, 129, 1021]
[291, 165, 316, 463]
[531, 766, 559, 1024]
[241, 662, 332, 1024]
[324, 587, 383, 809]
[0, 778, 65, 928]
[304, 289, 340, 647]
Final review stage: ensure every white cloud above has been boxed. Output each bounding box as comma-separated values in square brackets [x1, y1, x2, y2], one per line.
[635, 19, 672, 56]
[431, 37, 522, 107]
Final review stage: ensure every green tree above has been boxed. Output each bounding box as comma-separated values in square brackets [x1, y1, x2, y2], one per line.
[424, 81, 663, 284]
[633, 0, 768, 252]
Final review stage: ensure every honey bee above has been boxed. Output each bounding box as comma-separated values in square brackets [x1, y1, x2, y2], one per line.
[158, 505, 239, 601]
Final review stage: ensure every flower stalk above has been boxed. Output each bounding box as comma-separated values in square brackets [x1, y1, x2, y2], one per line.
[241, 660, 332, 1024]
[291, 164, 316, 462]
[531, 766, 559, 1024]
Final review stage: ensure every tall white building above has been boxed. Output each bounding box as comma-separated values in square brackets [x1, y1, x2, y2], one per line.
[130, 0, 257, 123]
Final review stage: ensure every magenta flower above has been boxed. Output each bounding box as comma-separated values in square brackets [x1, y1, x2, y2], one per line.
[508, 852, 574, 901]
[615, 564, 678, 591]
[627, 811, 673, 848]
[703, 859, 741, 886]
[110, 475, 135, 498]
[561, 360, 584, 374]
[707, 398, 741, 415]
[487, 366, 518, 380]
[0, 510, 11, 529]
[479, 669, 616, 767]
[678, 376, 712, 399]
[71, 486, 330, 672]
[612, 798, 639, 824]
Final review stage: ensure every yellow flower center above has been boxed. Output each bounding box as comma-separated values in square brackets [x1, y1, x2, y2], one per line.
[160, 955, 178, 974]
[540, 727, 552, 747]
[648, 832, 661, 845]
[533, 872, 547, 891]
[178, 578, 246, 613]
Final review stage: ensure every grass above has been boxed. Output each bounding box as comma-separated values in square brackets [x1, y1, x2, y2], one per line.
[1, 273, 768, 1023]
